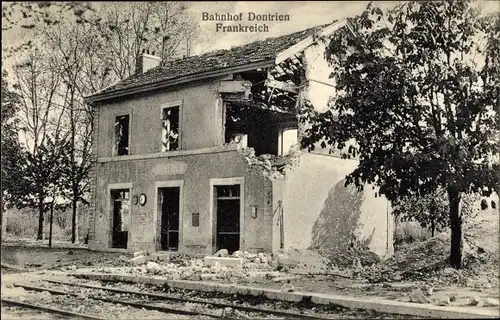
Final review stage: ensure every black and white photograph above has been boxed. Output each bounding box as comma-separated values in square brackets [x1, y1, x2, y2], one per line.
[1, 1, 499, 319]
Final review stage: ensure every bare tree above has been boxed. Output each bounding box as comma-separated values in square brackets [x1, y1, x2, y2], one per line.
[13, 44, 68, 239]
[3, 1, 207, 242]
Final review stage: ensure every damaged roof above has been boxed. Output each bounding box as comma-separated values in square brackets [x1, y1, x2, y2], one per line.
[86, 22, 335, 103]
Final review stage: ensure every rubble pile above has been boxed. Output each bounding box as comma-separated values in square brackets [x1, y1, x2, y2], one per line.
[358, 237, 450, 283]
[358, 212, 500, 287]
[115, 211, 498, 289]
[318, 247, 381, 269]
[118, 248, 342, 282]
[275, 248, 333, 274]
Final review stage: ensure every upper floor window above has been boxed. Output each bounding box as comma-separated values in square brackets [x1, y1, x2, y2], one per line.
[278, 128, 298, 156]
[115, 114, 130, 156]
[162, 106, 180, 152]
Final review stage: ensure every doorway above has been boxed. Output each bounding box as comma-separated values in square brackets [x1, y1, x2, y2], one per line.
[214, 184, 241, 254]
[159, 187, 180, 251]
[110, 189, 130, 249]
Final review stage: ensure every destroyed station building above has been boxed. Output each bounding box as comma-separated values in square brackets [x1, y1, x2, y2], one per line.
[84, 20, 394, 258]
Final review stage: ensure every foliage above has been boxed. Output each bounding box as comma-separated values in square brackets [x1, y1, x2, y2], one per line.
[393, 189, 480, 236]
[300, 0, 499, 268]
[15, 136, 73, 239]
[394, 221, 431, 247]
[1, 70, 25, 210]
[22, 137, 72, 205]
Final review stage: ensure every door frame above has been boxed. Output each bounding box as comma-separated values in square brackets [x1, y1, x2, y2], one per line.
[154, 180, 184, 251]
[209, 177, 245, 253]
[107, 182, 133, 249]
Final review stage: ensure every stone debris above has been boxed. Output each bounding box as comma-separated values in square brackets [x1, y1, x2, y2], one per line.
[482, 298, 500, 307]
[204, 256, 243, 268]
[129, 255, 146, 265]
[149, 252, 170, 262]
[145, 262, 162, 274]
[213, 249, 229, 257]
[232, 251, 244, 258]
[469, 296, 482, 306]
[422, 284, 433, 296]
[436, 297, 450, 306]
[469, 296, 500, 307]
[409, 288, 431, 304]
[272, 276, 301, 282]
[280, 283, 295, 292]
[40, 291, 51, 298]
[133, 251, 145, 258]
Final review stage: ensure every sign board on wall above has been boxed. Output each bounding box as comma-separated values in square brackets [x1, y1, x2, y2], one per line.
[137, 211, 147, 224]
[152, 161, 187, 176]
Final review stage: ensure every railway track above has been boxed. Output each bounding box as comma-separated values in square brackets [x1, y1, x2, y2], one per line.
[4, 277, 421, 319]
[7, 279, 341, 319]
[1, 298, 105, 319]
[44, 279, 335, 319]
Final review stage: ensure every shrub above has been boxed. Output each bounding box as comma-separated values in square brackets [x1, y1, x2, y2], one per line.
[394, 221, 431, 248]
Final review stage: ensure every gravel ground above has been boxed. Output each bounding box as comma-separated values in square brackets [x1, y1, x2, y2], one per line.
[1, 306, 69, 320]
[1, 245, 126, 271]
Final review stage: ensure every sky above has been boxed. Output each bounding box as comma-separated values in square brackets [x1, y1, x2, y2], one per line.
[188, 1, 397, 53]
[3, 0, 499, 108]
[186, 1, 398, 109]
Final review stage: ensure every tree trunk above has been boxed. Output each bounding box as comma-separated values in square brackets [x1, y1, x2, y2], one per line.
[448, 188, 462, 269]
[1, 202, 6, 241]
[71, 198, 78, 243]
[431, 217, 435, 237]
[37, 200, 44, 240]
[49, 202, 54, 248]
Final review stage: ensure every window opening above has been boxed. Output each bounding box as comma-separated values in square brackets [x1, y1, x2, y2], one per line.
[162, 107, 180, 151]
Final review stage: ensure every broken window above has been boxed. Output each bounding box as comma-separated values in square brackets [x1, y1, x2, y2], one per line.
[224, 103, 282, 156]
[115, 115, 130, 156]
[481, 199, 488, 210]
[162, 106, 180, 151]
[278, 128, 298, 156]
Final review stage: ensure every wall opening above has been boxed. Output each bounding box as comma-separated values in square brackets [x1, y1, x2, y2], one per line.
[158, 187, 180, 251]
[110, 189, 130, 249]
[481, 199, 488, 210]
[162, 106, 180, 151]
[114, 115, 130, 156]
[214, 184, 241, 254]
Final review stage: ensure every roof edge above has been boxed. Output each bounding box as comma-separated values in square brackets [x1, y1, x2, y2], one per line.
[84, 59, 274, 103]
[85, 19, 348, 104]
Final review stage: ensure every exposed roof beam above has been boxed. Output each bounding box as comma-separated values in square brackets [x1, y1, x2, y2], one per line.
[264, 79, 298, 94]
[275, 19, 347, 65]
